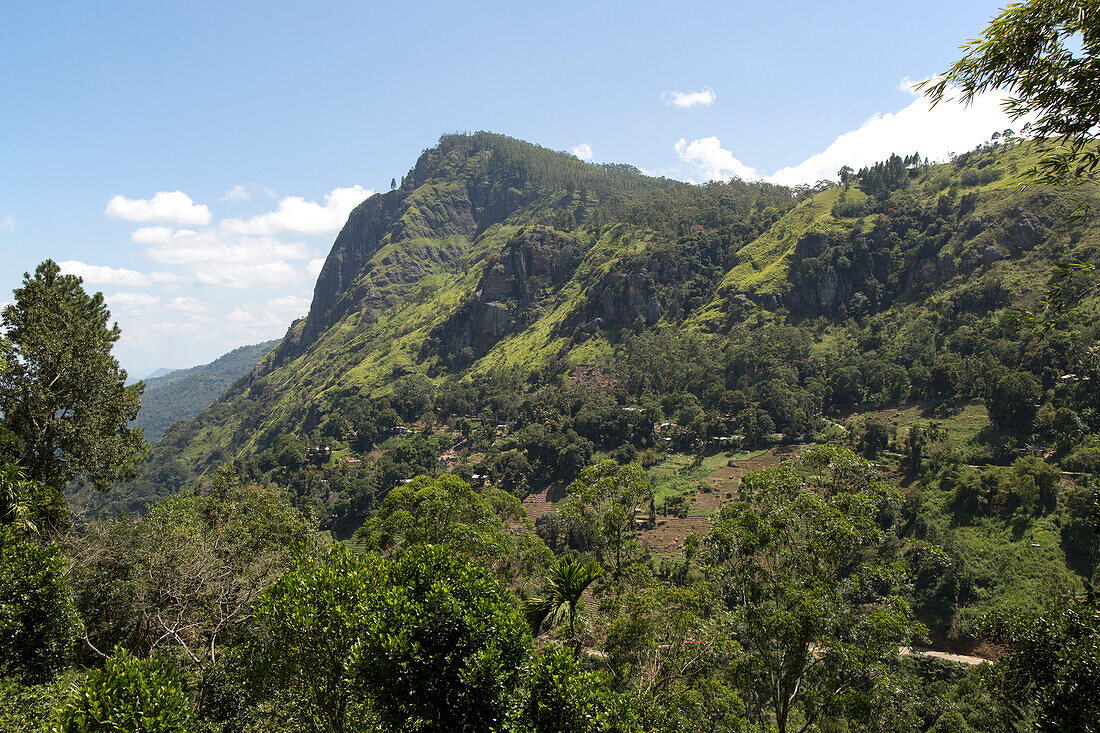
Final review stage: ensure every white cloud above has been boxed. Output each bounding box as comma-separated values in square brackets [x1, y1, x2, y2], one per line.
[117, 186, 372, 291]
[661, 87, 716, 108]
[143, 229, 311, 266]
[130, 227, 314, 289]
[765, 81, 1018, 186]
[224, 295, 310, 334]
[221, 185, 373, 237]
[164, 297, 209, 315]
[0, 214, 14, 230]
[131, 226, 179, 245]
[105, 191, 212, 226]
[673, 80, 1020, 187]
[59, 260, 178, 287]
[572, 142, 594, 161]
[898, 76, 922, 94]
[220, 183, 277, 203]
[193, 260, 307, 289]
[674, 137, 760, 181]
[106, 292, 162, 312]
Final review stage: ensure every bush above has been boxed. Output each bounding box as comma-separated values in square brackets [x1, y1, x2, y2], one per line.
[1063, 434, 1100, 474]
[357, 545, 530, 732]
[0, 528, 80, 682]
[831, 198, 867, 218]
[523, 646, 635, 732]
[251, 544, 531, 733]
[52, 648, 194, 732]
[0, 674, 78, 733]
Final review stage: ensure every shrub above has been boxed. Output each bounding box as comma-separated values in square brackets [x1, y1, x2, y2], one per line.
[52, 648, 194, 733]
[0, 528, 80, 682]
[356, 545, 530, 732]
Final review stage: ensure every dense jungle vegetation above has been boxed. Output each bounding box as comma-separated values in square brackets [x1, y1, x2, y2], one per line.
[4, 1, 1100, 727]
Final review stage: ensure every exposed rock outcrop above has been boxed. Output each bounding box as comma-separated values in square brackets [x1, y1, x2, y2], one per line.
[427, 228, 580, 367]
[775, 232, 853, 311]
[295, 147, 541, 355]
[1004, 209, 1043, 252]
[570, 270, 663, 335]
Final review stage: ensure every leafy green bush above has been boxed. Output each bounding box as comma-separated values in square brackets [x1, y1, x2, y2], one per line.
[0, 527, 80, 681]
[52, 648, 194, 733]
[248, 547, 380, 733]
[357, 544, 531, 732]
[0, 673, 79, 733]
[523, 646, 638, 733]
[1063, 434, 1100, 474]
[251, 543, 530, 732]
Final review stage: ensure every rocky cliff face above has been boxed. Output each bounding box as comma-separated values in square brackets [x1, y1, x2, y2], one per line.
[745, 206, 1048, 316]
[302, 191, 405, 345]
[297, 147, 538, 353]
[570, 271, 663, 335]
[426, 227, 580, 367]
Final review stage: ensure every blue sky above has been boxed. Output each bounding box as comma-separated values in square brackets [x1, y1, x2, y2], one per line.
[1, 0, 1013, 377]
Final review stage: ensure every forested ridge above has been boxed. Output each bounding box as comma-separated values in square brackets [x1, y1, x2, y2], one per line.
[131, 339, 278, 443]
[4, 2, 1100, 727]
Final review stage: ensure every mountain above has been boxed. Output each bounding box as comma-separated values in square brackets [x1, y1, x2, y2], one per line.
[97, 135, 1098, 603]
[84, 132, 1100, 640]
[133, 340, 279, 442]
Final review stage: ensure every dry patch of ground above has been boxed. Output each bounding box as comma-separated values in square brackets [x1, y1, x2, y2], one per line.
[521, 446, 806, 553]
[639, 446, 798, 552]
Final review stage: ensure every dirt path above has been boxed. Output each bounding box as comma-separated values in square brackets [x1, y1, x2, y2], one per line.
[900, 647, 990, 665]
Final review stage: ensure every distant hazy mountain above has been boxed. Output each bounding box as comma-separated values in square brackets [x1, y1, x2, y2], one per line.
[144, 367, 176, 380]
[133, 340, 279, 442]
[125, 366, 176, 386]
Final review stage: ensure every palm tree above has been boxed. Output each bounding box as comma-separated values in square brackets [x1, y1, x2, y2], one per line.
[523, 555, 603, 648]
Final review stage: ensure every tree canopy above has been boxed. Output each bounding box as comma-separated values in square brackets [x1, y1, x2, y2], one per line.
[0, 261, 145, 508]
[923, 0, 1100, 189]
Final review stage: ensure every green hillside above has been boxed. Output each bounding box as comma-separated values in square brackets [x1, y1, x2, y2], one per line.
[132, 340, 278, 442]
[17, 130, 1100, 733]
[93, 135, 1100, 628]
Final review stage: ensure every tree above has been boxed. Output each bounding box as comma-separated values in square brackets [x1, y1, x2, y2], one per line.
[251, 544, 531, 733]
[922, 0, 1100, 193]
[838, 165, 854, 189]
[0, 527, 80, 682]
[355, 474, 551, 582]
[523, 645, 642, 733]
[52, 648, 194, 733]
[249, 546, 379, 733]
[985, 601, 1100, 732]
[65, 466, 321, 669]
[701, 445, 916, 733]
[356, 545, 530, 732]
[734, 407, 774, 449]
[859, 417, 891, 457]
[0, 261, 146, 506]
[602, 584, 745, 732]
[524, 554, 604, 647]
[986, 371, 1042, 434]
[390, 177, 397, 191]
[562, 461, 653, 577]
